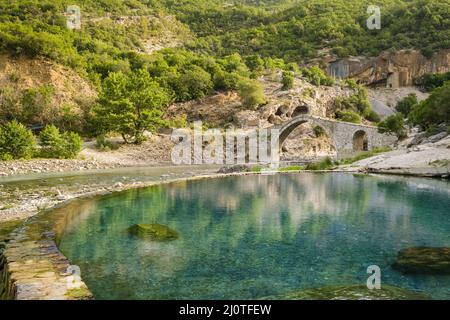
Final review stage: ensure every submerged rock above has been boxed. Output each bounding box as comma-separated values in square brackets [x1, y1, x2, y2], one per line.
[128, 224, 179, 241]
[392, 247, 450, 274]
[270, 284, 428, 300]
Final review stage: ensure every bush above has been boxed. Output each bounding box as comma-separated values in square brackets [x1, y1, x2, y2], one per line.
[313, 126, 327, 137]
[173, 65, 213, 101]
[0, 120, 36, 160]
[305, 157, 335, 170]
[414, 72, 450, 92]
[244, 55, 264, 73]
[364, 109, 381, 123]
[378, 113, 407, 139]
[39, 125, 82, 159]
[96, 134, 119, 152]
[63, 132, 83, 158]
[336, 110, 362, 123]
[279, 165, 304, 172]
[396, 93, 418, 116]
[334, 85, 374, 121]
[213, 70, 241, 90]
[408, 81, 450, 129]
[343, 79, 358, 90]
[339, 147, 392, 165]
[237, 78, 266, 109]
[301, 66, 334, 86]
[281, 71, 294, 90]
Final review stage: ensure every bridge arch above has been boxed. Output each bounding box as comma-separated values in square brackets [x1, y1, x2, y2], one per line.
[353, 130, 369, 152]
[278, 116, 337, 153]
[275, 114, 397, 158]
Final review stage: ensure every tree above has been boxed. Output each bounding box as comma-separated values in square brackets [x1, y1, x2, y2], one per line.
[39, 125, 82, 159]
[95, 69, 171, 144]
[173, 65, 213, 101]
[396, 93, 418, 116]
[237, 78, 266, 109]
[244, 55, 264, 73]
[378, 113, 407, 139]
[0, 120, 36, 160]
[281, 71, 294, 90]
[409, 81, 450, 129]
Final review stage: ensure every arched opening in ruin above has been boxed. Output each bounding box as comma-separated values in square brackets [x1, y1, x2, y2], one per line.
[353, 130, 369, 152]
[275, 106, 285, 116]
[279, 120, 336, 161]
[291, 105, 309, 117]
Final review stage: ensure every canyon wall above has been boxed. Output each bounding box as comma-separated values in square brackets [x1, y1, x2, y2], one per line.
[327, 50, 450, 88]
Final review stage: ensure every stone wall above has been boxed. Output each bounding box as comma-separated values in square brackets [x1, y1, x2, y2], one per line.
[0, 208, 93, 300]
[0, 240, 15, 300]
[278, 115, 397, 158]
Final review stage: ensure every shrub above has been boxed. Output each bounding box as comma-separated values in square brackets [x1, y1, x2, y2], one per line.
[377, 113, 407, 139]
[313, 126, 327, 137]
[244, 55, 264, 73]
[281, 71, 294, 90]
[169, 115, 188, 129]
[63, 132, 83, 159]
[279, 165, 304, 172]
[414, 72, 450, 92]
[39, 125, 82, 159]
[336, 110, 362, 123]
[305, 157, 335, 170]
[302, 87, 315, 98]
[396, 93, 418, 116]
[0, 120, 36, 160]
[408, 81, 450, 129]
[237, 78, 266, 109]
[301, 66, 334, 86]
[173, 65, 213, 101]
[96, 134, 119, 152]
[285, 62, 299, 73]
[213, 70, 241, 90]
[343, 79, 358, 90]
[364, 109, 381, 123]
[39, 125, 62, 149]
[339, 147, 392, 165]
[334, 85, 373, 121]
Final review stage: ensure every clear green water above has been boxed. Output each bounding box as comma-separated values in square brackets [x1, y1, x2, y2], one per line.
[58, 173, 450, 300]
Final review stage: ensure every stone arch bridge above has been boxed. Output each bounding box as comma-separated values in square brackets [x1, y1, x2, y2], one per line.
[275, 115, 397, 158]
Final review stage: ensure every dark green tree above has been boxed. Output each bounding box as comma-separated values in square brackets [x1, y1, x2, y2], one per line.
[95, 69, 171, 144]
[378, 113, 407, 139]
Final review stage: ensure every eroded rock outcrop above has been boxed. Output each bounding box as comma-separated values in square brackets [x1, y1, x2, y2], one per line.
[327, 49, 450, 88]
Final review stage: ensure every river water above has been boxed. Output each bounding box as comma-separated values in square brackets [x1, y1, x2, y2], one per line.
[57, 173, 450, 299]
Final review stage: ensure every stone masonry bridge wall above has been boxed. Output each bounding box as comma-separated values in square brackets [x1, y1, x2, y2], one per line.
[277, 115, 397, 158]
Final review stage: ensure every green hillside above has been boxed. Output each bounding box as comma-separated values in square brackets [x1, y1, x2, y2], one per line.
[0, 0, 449, 160]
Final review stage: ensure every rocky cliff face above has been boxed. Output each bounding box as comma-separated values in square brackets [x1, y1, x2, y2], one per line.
[327, 49, 450, 88]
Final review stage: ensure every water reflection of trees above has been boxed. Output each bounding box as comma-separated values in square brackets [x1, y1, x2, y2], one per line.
[58, 173, 450, 299]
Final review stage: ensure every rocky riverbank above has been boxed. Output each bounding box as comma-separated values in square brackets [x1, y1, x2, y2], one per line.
[344, 131, 450, 178]
[0, 165, 223, 223]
